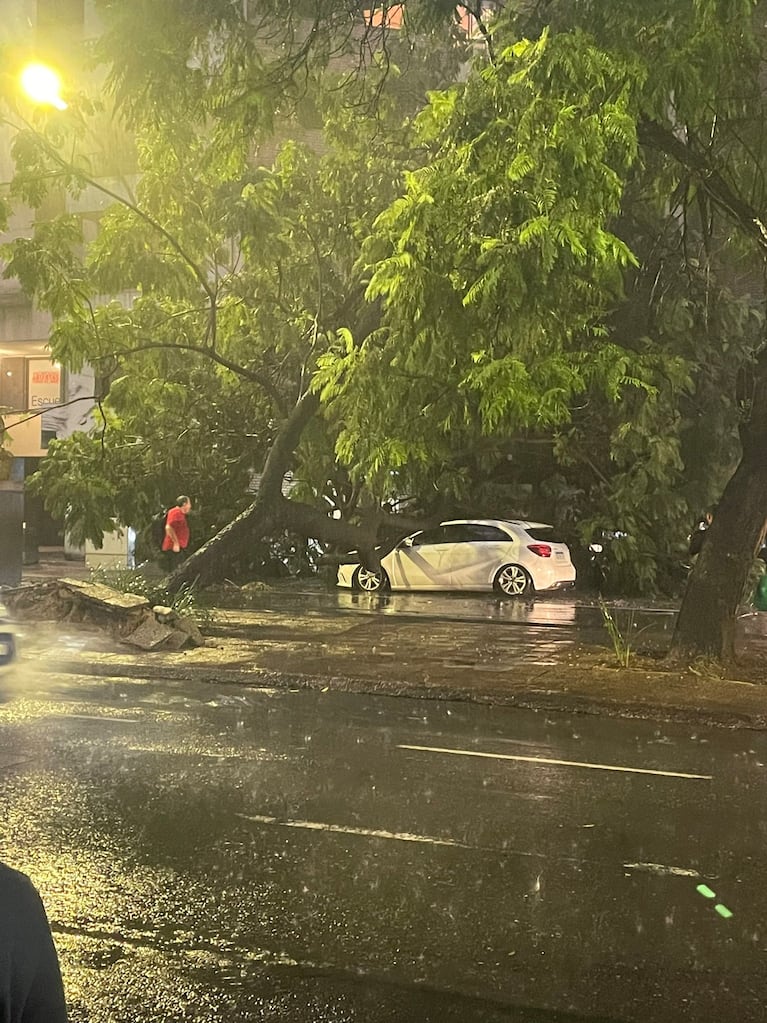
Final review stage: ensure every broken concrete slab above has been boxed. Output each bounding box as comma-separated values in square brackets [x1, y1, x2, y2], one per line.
[122, 615, 177, 651]
[2, 579, 149, 619]
[57, 578, 150, 613]
[172, 615, 205, 647]
[1, 578, 205, 652]
[160, 628, 193, 652]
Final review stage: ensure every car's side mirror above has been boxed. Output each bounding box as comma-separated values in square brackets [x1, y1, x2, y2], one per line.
[401, 536, 415, 548]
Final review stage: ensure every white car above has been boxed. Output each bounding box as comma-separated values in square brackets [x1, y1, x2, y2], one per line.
[337, 519, 576, 597]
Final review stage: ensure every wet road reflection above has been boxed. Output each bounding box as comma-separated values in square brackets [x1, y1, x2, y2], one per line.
[0, 673, 764, 1021]
[216, 588, 680, 651]
[242, 586, 678, 623]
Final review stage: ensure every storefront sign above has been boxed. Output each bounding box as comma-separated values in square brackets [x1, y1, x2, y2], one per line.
[28, 360, 62, 410]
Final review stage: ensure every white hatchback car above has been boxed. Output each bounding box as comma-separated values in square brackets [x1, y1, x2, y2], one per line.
[337, 519, 576, 596]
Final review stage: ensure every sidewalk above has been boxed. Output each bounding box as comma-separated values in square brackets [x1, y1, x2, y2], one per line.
[21, 548, 90, 582]
[11, 577, 767, 731]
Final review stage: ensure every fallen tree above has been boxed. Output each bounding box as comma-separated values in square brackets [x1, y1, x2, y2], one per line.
[10, 0, 767, 666]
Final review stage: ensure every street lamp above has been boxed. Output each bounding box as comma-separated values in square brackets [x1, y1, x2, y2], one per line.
[19, 63, 68, 111]
[0, 61, 69, 586]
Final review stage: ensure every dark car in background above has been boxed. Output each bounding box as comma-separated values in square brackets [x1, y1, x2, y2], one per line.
[0, 603, 16, 674]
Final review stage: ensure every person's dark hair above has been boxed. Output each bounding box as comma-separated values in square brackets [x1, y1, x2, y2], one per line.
[176, 495, 190, 507]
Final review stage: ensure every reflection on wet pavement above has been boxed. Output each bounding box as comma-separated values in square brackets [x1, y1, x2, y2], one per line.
[243, 587, 679, 629]
[215, 589, 681, 655]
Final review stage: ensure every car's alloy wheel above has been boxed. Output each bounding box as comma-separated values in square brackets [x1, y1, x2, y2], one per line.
[493, 563, 533, 597]
[352, 566, 388, 592]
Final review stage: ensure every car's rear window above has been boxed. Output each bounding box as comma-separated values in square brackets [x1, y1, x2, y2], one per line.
[525, 527, 559, 542]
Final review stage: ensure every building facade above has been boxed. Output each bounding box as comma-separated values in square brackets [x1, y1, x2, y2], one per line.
[0, 1, 100, 579]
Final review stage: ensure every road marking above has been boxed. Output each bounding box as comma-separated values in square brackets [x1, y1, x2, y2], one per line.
[57, 714, 141, 723]
[624, 861, 700, 878]
[695, 884, 734, 918]
[397, 744, 712, 780]
[235, 813, 468, 848]
[237, 814, 705, 881]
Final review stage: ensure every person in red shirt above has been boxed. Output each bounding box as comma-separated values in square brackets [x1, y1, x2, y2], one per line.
[161, 495, 192, 568]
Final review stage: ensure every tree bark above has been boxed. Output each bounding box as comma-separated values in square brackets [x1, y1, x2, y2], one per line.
[669, 350, 767, 662]
[668, 454, 767, 662]
[638, 118, 767, 664]
[165, 487, 393, 592]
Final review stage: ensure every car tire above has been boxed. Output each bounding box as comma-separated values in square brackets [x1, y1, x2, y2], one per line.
[352, 566, 389, 593]
[493, 564, 534, 597]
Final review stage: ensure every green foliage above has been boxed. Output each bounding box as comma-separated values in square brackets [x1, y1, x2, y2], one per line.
[314, 1, 767, 592]
[1, 217, 88, 319]
[321, 28, 648, 498]
[4, 0, 767, 600]
[27, 362, 266, 548]
[4, 0, 460, 559]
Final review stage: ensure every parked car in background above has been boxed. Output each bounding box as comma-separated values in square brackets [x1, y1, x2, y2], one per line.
[0, 604, 16, 675]
[337, 519, 576, 596]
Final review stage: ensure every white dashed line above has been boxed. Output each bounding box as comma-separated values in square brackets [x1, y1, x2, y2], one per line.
[397, 744, 712, 780]
[235, 813, 468, 847]
[623, 862, 700, 878]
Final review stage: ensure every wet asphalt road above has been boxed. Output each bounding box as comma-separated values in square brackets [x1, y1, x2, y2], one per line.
[0, 666, 765, 1022]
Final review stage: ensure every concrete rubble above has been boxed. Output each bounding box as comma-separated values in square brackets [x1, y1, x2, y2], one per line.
[0, 578, 205, 651]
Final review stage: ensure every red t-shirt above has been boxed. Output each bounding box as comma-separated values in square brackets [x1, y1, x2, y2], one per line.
[161, 506, 190, 550]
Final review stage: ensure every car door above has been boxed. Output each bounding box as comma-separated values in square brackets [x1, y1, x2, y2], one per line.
[447, 523, 514, 590]
[387, 526, 455, 589]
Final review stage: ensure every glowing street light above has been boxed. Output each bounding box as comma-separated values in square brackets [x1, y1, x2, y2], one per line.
[20, 63, 68, 111]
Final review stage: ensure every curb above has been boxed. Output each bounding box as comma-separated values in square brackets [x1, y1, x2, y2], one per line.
[53, 658, 767, 732]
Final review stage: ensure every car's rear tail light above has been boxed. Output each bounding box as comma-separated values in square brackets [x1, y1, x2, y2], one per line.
[527, 543, 552, 558]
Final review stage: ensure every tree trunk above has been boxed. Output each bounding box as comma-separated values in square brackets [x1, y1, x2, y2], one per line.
[165, 390, 320, 591]
[165, 487, 387, 592]
[637, 119, 767, 662]
[669, 347, 767, 663]
[164, 389, 387, 592]
[668, 454, 767, 662]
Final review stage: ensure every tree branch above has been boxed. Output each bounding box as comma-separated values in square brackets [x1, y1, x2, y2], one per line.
[11, 114, 219, 315]
[637, 119, 767, 256]
[0, 395, 100, 431]
[108, 341, 287, 413]
[259, 389, 321, 498]
[460, 2, 496, 64]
